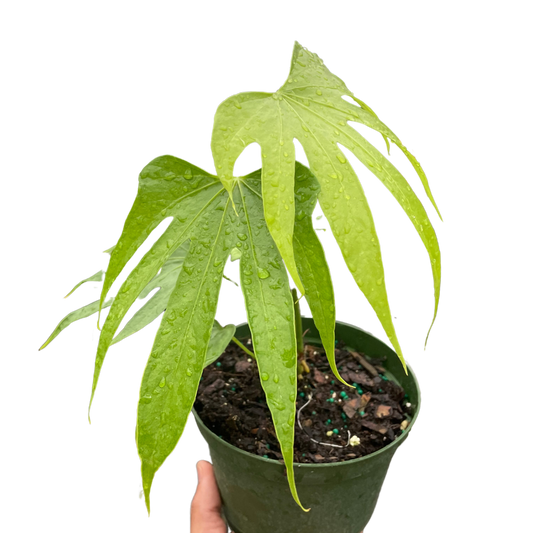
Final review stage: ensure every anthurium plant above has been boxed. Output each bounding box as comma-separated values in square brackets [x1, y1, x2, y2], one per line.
[41, 42, 440, 513]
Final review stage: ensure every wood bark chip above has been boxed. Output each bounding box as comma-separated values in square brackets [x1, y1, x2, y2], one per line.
[360, 420, 388, 434]
[375, 405, 392, 418]
[342, 398, 359, 419]
[360, 392, 372, 409]
[350, 351, 379, 377]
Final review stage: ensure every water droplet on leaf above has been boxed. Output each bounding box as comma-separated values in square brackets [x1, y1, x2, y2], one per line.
[258, 268, 270, 279]
[269, 397, 286, 411]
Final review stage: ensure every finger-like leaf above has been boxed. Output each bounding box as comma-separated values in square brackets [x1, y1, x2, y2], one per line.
[236, 179, 307, 511]
[37, 241, 235, 367]
[291, 164, 350, 386]
[212, 42, 442, 364]
[41, 253, 109, 349]
[137, 194, 234, 513]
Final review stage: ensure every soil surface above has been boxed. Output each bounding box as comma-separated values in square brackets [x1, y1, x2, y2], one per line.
[194, 339, 414, 464]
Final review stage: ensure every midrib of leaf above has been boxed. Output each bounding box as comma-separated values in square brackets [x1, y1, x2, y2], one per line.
[233, 176, 308, 512]
[139, 196, 232, 513]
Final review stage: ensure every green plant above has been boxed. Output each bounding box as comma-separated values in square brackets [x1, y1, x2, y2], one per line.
[41, 42, 441, 513]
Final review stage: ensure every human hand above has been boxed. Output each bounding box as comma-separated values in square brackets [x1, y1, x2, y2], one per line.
[191, 460, 232, 533]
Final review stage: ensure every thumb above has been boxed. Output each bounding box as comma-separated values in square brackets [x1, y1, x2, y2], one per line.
[190, 461, 227, 533]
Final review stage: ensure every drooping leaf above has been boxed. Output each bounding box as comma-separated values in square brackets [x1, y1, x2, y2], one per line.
[229, 163, 316, 511]
[64, 270, 104, 298]
[212, 42, 442, 366]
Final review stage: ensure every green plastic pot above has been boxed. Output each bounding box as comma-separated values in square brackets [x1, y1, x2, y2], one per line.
[193, 318, 421, 533]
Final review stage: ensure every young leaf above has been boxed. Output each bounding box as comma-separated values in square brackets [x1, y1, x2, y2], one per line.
[203, 321, 236, 367]
[212, 42, 442, 366]
[64, 270, 104, 298]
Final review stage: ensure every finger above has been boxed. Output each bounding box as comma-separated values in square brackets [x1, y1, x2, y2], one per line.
[193, 459, 222, 514]
[191, 461, 225, 532]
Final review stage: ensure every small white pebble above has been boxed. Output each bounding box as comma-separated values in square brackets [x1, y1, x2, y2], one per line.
[247, 339, 252, 345]
[313, 351, 319, 356]
[326, 430, 333, 437]
[406, 402, 412, 408]
[247, 358, 252, 362]
[332, 392, 337, 398]
[349, 435, 361, 447]
[338, 399, 342, 403]
[400, 420, 409, 430]
[325, 375, 329, 380]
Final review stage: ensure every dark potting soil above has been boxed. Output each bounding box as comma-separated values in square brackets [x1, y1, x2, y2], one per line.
[194, 339, 414, 464]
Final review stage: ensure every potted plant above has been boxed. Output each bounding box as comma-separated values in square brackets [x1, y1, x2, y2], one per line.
[41, 42, 441, 532]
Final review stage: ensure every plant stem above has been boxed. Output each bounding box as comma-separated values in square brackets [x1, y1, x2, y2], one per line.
[231, 337, 257, 360]
[291, 285, 304, 358]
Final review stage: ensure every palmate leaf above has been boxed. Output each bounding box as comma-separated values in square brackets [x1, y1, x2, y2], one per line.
[95, 157, 307, 512]
[212, 42, 442, 367]
[40, 242, 234, 361]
